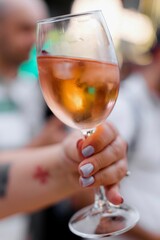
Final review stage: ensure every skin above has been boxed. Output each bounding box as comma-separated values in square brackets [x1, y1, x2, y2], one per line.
[27, 115, 68, 147]
[0, 122, 127, 219]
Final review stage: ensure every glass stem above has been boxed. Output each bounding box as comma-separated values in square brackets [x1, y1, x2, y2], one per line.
[81, 129, 111, 212]
[93, 186, 110, 211]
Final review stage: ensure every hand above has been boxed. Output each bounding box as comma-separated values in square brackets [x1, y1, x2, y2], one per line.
[41, 116, 68, 144]
[28, 116, 68, 147]
[62, 121, 128, 205]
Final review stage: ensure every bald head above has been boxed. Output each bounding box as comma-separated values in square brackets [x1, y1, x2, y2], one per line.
[0, 0, 49, 21]
[0, 0, 49, 67]
[0, 0, 7, 20]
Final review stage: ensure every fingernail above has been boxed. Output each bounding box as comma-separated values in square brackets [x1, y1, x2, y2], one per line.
[76, 139, 83, 149]
[82, 145, 95, 157]
[120, 197, 124, 204]
[80, 163, 94, 177]
[80, 176, 95, 187]
[42, 50, 49, 55]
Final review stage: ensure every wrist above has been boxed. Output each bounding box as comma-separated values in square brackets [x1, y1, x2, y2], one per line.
[50, 144, 80, 198]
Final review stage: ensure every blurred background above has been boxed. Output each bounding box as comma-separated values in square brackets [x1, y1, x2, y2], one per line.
[44, 0, 160, 57]
[20, 0, 160, 80]
[1, 1, 160, 240]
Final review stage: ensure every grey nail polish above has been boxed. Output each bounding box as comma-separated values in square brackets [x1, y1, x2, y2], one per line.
[80, 163, 94, 177]
[80, 176, 95, 187]
[82, 145, 95, 157]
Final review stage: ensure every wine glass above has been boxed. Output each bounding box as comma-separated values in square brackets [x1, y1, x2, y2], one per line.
[36, 10, 139, 239]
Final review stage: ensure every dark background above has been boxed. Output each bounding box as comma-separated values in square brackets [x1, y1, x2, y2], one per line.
[44, 0, 140, 17]
[44, 0, 74, 16]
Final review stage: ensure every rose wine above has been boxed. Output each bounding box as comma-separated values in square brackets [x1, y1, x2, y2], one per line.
[37, 56, 119, 130]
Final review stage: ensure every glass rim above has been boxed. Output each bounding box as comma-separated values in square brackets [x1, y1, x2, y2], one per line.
[37, 9, 102, 25]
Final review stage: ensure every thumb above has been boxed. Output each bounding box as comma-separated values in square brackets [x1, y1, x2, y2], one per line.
[105, 184, 124, 205]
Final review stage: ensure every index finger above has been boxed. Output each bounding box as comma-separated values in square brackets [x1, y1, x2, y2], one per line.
[81, 122, 118, 158]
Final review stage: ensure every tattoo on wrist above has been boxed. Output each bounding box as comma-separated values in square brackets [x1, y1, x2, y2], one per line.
[0, 164, 11, 197]
[33, 166, 49, 184]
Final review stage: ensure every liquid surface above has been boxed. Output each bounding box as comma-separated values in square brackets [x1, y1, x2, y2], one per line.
[37, 56, 119, 130]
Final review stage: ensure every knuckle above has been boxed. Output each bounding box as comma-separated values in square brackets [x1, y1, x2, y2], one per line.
[117, 159, 128, 179]
[111, 136, 127, 159]
[91, 155, 102, 171]
[93, 168, 106, 186]
[107, 121, 118, 135]
[102, 122, 117, 142]
[111, 141, 121, 158]
[121, 138, 128, 155]
[95, 158, 128, 186]
[96, 170, 107, 186]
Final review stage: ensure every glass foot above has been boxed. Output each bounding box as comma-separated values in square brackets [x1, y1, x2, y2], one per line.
[68, 203, 139, 239]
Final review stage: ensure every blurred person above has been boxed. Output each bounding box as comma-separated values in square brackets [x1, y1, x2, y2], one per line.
[18, 0, 49, 79]
[0, 0, 49, 149]
[106, 27, 160, 240]
[0, 0, 64, 239]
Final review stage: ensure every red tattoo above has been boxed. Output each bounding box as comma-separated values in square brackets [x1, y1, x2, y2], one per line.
[33, 166, 49, 184]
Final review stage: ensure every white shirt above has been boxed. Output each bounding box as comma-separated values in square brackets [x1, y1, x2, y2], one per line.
[0, 75, 46, 240]
[0, 75, 45, 149]
[107, 73, 160, 239]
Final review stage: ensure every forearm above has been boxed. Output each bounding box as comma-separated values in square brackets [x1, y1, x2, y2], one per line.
[26, 133, 47, 148]
[0, 145, 80, 219]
